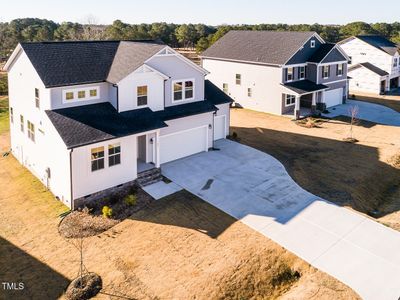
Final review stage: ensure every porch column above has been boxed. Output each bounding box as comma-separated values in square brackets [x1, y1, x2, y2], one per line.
[294, 95, 301, 120]
[321, 90, 326, 111]
[155, 130, 160, 168]
[386, 78, 390, 91]
[311, 92, 317, 114]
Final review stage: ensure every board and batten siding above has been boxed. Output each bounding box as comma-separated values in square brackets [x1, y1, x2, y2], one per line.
[203, 58, 283, 115]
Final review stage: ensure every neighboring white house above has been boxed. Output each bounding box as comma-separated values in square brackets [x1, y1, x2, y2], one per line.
[339, 35, 400, 95]
[201, 31, 349, 119]
[4, 40, 232, 209]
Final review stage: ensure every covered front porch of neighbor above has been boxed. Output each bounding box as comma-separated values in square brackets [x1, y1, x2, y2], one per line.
[282, 80, 328, 119]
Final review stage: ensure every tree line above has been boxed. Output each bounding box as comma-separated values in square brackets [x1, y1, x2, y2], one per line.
[0, 18, 399, 60]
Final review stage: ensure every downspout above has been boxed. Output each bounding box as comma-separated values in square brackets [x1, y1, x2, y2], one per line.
[212, 110, 216, 150]
[113, 84, 119, 112]
[69, 148, 74, 210]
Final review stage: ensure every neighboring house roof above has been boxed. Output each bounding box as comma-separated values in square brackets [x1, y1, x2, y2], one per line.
[348, 62, 389, 77]
[339, 35, 399, 56]
[18, 40, 165, 88]
[46, 103, 168, 149]
[283, 80, 328, 95]
[201, 30, 318, 65]
[307, 43, 337, 63]
[205, 80, 234, 105]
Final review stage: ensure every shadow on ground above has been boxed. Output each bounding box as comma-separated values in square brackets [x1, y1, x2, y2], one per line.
[0, 237, 69, 299]
[230, 125, 400, 219]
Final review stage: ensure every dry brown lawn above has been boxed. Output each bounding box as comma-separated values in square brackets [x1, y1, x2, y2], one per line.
[351, 93, 400, 113]
[0, 131, 358, 299]
[230, 108, 400, 230]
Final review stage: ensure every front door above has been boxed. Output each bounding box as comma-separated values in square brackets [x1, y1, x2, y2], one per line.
[137, 135, 146, 162]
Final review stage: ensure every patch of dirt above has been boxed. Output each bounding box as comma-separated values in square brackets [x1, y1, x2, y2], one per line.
[65, 273, 102, 300]
[230, 108, 400, 229]
[295, 117, 324, 128]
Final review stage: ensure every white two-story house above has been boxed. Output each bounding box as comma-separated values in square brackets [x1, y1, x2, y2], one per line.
[339, 35, 400, 95]
[201, 31, 349, 119]
[4, 40, 232, 209]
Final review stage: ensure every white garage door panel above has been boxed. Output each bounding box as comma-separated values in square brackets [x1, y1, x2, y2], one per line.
[160, 126, 208, 164]
[325, 88, 343, 108]
[214, 115, 226, 140]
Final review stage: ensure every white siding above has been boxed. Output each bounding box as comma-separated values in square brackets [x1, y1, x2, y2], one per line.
[71, 135, 138, 199]
[348, 67, 382, 94]
[118, 70, 164, 112]
[202, 59, 283, 115]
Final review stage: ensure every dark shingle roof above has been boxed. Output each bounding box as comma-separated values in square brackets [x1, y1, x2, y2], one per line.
[205, 80, 234, 105]
[356, 35, 398, 56]
[348, 62, 388, 76]
[308, 43, 336, 63]
[283, 80, 328, 95]
[21, 40, 166, 88]
[201, 30, 317, 65]
[46, 103, 167, 149]
[156, 100, 218, 121]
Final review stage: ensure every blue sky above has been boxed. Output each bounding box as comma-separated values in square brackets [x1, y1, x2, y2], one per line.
[2, 0, 398, 25]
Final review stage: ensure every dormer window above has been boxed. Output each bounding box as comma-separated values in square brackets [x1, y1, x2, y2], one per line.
[137, 86, 148, 106]
[78, 91, 86, 99]
[311, 40, 316, 48]
[173, 79, 194, 102]
[63, 86, 100, 103]
[286, 67, 294, 81]
[65, 92, 74, 100]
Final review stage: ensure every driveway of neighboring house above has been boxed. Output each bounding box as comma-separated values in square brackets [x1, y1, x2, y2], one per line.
[162, 139, 400, 300]
[323, 100, 400, 126]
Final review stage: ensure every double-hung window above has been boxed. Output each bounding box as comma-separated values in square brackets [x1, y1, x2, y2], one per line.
[394, 58, 398, 68]
[137, 86, 148, 106]
[27, 121, 35, 142]
[247, 88, 252, 97]
[223, 83, 228, 94]
[108, 143, 121, 167]
[10, 107, 13, 123]
[20, 115, 24, 132]
[323, 65, 330, 78]
[299, 66, 306, 80]
[286, 67, 294, 81]
[91, 147, 105, 172]
[173, 80, 194, 101]
[235, 74, 241, 85]
[35, 88, 40, 108]
[285, 94, 296, 106]
[337, 63, 344, 76]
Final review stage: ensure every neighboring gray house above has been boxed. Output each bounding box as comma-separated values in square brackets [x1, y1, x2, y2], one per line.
[201, 31, 350, 119]
[339, 35, 400, 95]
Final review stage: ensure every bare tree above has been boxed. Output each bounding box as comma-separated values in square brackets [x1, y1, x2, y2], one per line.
[348, 105, 359, 141]
[80, 15, 104, 40]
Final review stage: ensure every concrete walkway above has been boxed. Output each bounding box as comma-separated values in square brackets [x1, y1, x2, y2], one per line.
[162, 139, 400, 300]
[323, 100, 400, 126]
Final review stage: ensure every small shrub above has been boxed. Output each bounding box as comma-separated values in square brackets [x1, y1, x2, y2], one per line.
[271, 265, 301, 287]
[102, 206, 113, 218]
[232, 132, 238, 139]
[124, 194, 137, 206]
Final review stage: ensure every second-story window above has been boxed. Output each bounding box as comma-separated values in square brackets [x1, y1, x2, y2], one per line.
[20, 115, 24, 132]
[90, 89, 97, 97]
[27, 121, 35, 142]
[65, 92, 74, 101]
[173, 80, 194, 101]
[35, 88, 40, 109]
[337, 64, 344, 76]
[311, 40, 316, 48]
[286, 67, 294, 81]
[223, 83, 228, 94]
[248, 88, 252, 97]
[91, 146, 105, 172]
[78, 90, 86, 99]
[323, 65, 330, 79]
[10, 107, 13, 123]
[236, 74, 241, 85]
[137, 86, 148, 106]
[394, 58, 398, 67]
[299, 66, 306, 79]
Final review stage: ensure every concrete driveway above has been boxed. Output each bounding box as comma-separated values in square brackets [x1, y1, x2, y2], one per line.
[162, 139, 400, 300]
[323, 99, 400, 126]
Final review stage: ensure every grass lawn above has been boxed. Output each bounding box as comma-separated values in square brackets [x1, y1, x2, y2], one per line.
[351, 94, 400, 113]
[0, 132, 358, 299]
[231, 108, 400, 230]
[0, 96, 9, 135]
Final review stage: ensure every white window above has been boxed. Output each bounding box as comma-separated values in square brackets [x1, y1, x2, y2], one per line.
[236, 74, 241, 85]
[299, 66, 306, 79]
[91, 146, 104, 172]
[285, 94, 296, 106]
[311, 40, 316, 48]
[223, 83, 228, 94]
[173, 79, 194, 101]
[137, 86, 148, 106]
[337, 63, 344, 76]
[10, 107, 13, 123]
[63, 86, 100, 103]
[323, 65, 330, 78]
[20, 115, 24, 132]
[108, 143, 121, 167]
[35, 88, 40, 109]
[247, 88, 252, 97]
[27, 120, 35, 142]
[286, 67, 294, 81]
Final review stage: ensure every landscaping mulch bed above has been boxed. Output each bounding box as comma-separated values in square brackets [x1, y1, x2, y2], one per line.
[295, 117, 324, 128]
[59, 184, 154, 239]
[65, 273, 102, 300]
